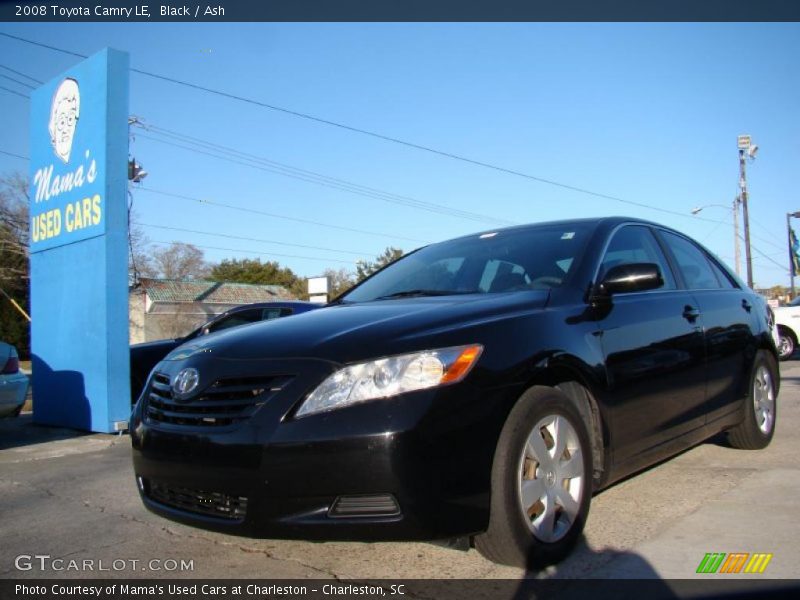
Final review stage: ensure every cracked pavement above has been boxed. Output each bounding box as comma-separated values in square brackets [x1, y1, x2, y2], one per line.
[1, 361, 799, 581]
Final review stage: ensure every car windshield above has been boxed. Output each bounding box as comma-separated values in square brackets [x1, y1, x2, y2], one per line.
[342, 223, 594, 303]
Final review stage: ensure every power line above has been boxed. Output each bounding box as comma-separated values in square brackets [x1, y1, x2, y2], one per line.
[135, 130, 513, 226]
[747, 215, 794, 255]
[0, 145, 781, 273]
[734, 232, 786, 272]
[3, 32, 785, 277]
[134, 121, 515, 226]
[140, 124, 514, 224]
[700, 218, 727, 244]
[0, 149, 28, 161]
[149, 239, 354, 265]
[136, 222, 373, 257]
[0, 63, 43, 84]
[0, 31, 723, 224]
[0, 32, 87, 59]
[0, 84, 28, 99]
[136, 187, 428, 244]
[0, 73, 35, 89]
[752, 251, 787, 271]
[749, 230, 787, 254]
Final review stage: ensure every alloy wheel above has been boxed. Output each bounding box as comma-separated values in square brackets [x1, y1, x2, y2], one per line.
[753, 365, 775, 435]
[518, 414, 585, 543]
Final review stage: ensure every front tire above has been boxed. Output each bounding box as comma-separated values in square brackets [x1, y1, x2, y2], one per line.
[474, 386, 592, 569]
[777, 327, 795, 361]
[727, 351, 778, 450]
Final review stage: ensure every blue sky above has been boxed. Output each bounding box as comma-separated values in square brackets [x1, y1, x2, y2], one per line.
[1, 23, 799, 287]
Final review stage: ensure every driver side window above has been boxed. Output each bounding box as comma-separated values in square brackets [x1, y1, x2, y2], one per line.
[601, 226, 676, 290]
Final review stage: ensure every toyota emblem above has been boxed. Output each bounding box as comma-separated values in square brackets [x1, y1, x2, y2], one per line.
[172, 368, 200, 399]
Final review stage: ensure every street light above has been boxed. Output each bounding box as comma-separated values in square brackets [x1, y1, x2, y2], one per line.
[690, 198, 742, 276]
[737, 135, 757, 288]
[787, 211, 800, 298]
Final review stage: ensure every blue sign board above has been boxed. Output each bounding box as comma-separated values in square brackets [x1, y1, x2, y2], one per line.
[29, 48, 130, 433]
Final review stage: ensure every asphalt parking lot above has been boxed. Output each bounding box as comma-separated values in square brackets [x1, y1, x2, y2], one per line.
[1, 361, 799, 582]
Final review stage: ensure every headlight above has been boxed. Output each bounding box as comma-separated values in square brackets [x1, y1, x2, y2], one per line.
[296, 344, 483, 417]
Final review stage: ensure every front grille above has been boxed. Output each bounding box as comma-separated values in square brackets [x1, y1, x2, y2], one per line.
[144, 372, 292, 428]
[148, 481, 247, 521]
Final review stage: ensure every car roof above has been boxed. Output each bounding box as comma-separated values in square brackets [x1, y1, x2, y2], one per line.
[223, 300, 320, 312]
[441, 216, 664, 244]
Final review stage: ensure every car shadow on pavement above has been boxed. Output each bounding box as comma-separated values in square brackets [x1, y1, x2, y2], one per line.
[0, 356, 93, 450]
[509, 538, 792, 600]
[0, 413, 92, 450]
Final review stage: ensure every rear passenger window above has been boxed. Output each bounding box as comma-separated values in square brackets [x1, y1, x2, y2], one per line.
[707, 257, 738, 289]
[659, 231, 722, 290]
[600, 225, 676, 290]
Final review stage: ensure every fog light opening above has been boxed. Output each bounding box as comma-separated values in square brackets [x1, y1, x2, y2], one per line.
[329, 494, 401, 518]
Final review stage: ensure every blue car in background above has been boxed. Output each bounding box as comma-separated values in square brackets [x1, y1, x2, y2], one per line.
[0, 341, 29, 418]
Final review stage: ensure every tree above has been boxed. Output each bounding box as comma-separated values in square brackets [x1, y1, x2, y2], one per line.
[210, 257, 305, 298]
[767, 285, 789, 300]
[323, 267, 356, 298]
[356, 247, 404, 282]
[0, 172, 30, 357]
[151, 242, 209, 280]
[128, 210, 156, 284]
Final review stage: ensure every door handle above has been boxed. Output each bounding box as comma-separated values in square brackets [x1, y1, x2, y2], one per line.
[683, 305, 701, 321]
[742, 299, 752, 312]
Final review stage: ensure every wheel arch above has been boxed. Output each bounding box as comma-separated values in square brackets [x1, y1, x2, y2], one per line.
[518, 355, 609, 489]
[777, 323, 797, 339]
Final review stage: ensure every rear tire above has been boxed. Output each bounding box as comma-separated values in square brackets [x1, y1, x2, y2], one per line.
[474, 386, 592, 569]
[727, 351, 778, 450]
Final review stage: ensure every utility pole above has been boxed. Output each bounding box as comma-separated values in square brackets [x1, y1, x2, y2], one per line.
[737, 135, 757, 289]
[733, 195, 741, 277]
[690, 198, 742, 275]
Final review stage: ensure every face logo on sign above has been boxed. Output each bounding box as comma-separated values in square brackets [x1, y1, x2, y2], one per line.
[48, 78, 81, 164]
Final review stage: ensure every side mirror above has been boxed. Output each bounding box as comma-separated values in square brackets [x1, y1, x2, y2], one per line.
[598, 263, 664, 296]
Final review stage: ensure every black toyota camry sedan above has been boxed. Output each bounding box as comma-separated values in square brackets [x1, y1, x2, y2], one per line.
[130, 217, 779, 568]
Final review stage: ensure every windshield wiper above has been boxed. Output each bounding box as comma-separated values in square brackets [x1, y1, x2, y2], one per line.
[375, 289, 480, 300]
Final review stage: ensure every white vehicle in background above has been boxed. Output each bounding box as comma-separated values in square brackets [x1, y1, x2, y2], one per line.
[0, 341, 29, 417]
[774, 297, 800, 360]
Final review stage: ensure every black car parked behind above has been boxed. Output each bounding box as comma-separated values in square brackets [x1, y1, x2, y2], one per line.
[131, 217, 778, 568]
[129, 301, 319, 402]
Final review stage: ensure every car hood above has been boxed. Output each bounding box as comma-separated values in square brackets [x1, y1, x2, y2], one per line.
[164, 291, 549, 364]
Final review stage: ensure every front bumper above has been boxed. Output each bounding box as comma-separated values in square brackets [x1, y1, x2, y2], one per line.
[131, 357, 511, 541]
